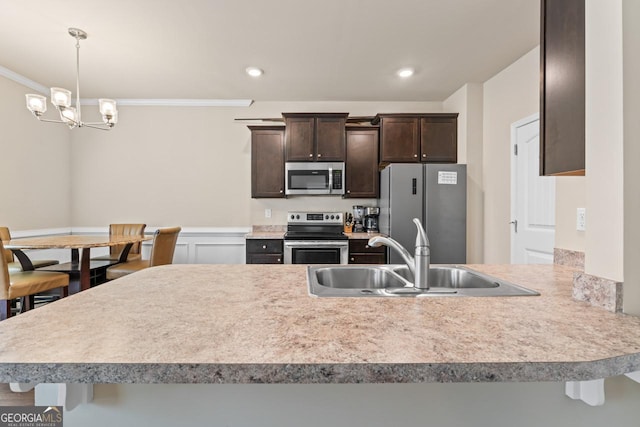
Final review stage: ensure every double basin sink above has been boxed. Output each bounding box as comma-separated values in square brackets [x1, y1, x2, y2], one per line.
[307, 264, 539, 297]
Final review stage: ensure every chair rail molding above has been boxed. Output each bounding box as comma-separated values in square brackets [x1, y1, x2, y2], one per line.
[9, 227, 250, 265]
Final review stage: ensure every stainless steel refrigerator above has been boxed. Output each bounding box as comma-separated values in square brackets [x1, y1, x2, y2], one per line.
[378, 164, 467, 264]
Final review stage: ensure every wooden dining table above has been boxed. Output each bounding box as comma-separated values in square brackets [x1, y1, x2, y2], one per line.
[4, 234, 152, 294]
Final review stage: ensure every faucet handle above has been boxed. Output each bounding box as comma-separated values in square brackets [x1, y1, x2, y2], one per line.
[412, 218, 429, 248]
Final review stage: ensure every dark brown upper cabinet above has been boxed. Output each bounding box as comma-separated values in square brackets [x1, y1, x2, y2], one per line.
[373, 113, 458, 164]
[540, 0, 585, 176]
[249, 126, 285, 198]
[345, 127, 380, 198]
[283, 113, 348, 161]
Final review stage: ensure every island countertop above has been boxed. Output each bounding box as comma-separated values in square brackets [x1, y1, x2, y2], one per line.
[1, 264, 640, 384]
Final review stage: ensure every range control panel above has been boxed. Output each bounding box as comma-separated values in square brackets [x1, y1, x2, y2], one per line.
[287, 212, 343, 225]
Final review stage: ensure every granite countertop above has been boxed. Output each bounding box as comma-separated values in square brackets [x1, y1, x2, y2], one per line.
[1, 264, 640, 385]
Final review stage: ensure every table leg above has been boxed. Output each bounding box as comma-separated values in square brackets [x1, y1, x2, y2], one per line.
[68, 248, 91, 294]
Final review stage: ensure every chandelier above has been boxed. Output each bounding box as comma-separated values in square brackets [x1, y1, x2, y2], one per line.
[25, 28, 118, 130]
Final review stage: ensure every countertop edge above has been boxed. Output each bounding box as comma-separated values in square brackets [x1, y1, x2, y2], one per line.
[3, 355, 640, 384]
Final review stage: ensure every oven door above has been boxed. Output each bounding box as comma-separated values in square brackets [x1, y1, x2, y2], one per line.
[284, 241, 349, 264]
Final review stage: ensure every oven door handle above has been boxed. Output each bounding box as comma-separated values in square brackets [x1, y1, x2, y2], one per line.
[284, 241, 348, 248]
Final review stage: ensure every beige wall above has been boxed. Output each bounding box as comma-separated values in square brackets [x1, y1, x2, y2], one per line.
[69, 101, 441, 227]
[623, 0, 640, 314]
[0, 77, 71, 230]
[585, 0, 625, 282]
[444, 83, 484, 263]
[481, 47, 540, 263]
[555, 178, 586, 251]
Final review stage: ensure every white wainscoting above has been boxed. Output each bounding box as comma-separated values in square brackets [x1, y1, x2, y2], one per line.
[10, 227, 251, 265]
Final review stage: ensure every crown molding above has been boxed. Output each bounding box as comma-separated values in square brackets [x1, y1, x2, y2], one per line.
[0, 65, 49, 94]
[80, 98, 253, 107]
[0, 66, 253, 107]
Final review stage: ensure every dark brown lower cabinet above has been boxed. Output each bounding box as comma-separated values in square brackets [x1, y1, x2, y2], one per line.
[348, 239, 386, 264]
[246, 239, 283, 264]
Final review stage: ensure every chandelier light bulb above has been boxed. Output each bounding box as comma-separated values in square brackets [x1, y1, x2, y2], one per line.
[25, 94, 47, 115]
[60, 107, 78, 128]
[50, 87, 72, 108]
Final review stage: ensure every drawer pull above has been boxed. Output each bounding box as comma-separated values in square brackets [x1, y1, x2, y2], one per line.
[309, 153, 313, 157]
[414, 154, 418, 158]
[350, 257, 355, 262]
[317, 153, 322, 157]
[365, 245, 370, 249]
[277, 258, 281, 262]
[262, 245, 267, 249]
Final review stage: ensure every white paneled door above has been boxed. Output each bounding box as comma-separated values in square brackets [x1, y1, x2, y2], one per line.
[510, 114, 556, 264]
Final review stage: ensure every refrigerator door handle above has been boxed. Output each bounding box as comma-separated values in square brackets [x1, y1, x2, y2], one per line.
[412, 178, 417, 195]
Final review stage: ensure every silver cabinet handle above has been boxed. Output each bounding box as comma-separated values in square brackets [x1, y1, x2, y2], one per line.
[262, 245, 267, 249]
[414, 154, 418, 158]
[277, 258, 281, 262]
[309, 153, 313, 157]
[350, 257, 355, 262]
[365, 245, 370, 249]
[318, 153, 322, 157]
[422, 154, 427, 157]
[279, 189, 283, 193]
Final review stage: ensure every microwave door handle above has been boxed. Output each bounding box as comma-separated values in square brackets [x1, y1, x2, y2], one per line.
[328, 167, 333, 193]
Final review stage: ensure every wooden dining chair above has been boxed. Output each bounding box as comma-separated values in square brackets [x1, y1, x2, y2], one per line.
[105, 227, 181, 280]
[0, 227, 60, 273]
[0, 239, 69, 321]
[92, 223, 147, 262]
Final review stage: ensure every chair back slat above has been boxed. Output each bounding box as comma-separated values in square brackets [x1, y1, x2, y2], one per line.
[109, 223, 146, 257]
[0, 240, 11, 300]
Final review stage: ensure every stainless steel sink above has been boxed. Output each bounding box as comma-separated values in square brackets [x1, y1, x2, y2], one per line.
[307, 265, 539, 297]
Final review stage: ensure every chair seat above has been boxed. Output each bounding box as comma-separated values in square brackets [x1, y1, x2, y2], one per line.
[8, 271, 69, 300]
[92, 253, 142, 262]
[106, 260, 150, 280]
[7, 259, 60, 274]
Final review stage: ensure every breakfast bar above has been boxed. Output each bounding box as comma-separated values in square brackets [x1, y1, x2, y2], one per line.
[1, 264, 640, 385]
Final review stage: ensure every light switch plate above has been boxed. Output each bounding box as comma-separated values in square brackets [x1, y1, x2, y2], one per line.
[265, 209, 272, 219]
[577, 208, 586, 231]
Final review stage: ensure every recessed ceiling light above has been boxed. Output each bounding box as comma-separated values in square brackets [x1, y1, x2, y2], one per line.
[396, 68, 414, 78]
[246, 67, 263, 77]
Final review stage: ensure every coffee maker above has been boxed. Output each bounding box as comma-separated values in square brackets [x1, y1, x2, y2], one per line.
[364, 207, 380, 232]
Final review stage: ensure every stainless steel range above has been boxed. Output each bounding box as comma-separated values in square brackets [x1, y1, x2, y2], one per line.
[284, 212, 348, 264]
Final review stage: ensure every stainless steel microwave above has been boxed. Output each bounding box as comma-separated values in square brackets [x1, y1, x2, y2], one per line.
[285, 162, 345, 196]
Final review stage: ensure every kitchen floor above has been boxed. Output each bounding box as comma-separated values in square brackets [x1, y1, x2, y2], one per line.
[0, 383, 34, 406]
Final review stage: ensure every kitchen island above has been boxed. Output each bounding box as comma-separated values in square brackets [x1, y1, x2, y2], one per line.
[1, 263, 640, 384]
[2, 264, 640, 427]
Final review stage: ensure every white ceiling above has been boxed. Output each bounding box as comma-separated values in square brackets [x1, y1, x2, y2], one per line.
[0, 0, 539, 102]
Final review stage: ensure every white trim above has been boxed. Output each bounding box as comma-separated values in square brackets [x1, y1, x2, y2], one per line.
[510, 112, 540, 263]
[70, 226, 251, 235]
[0, 65, 253, 107]
[109, 99, 254, 107]
[0, 65, 49, 94]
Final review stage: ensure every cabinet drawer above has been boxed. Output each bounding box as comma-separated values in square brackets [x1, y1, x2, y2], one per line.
[247, 254, 283, 264]
[349, 239, 386, 254]
[246, 239, 283, 254]
[348, 254, 386, 264]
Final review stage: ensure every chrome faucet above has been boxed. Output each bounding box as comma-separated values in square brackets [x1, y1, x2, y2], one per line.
[368, 218, 431, 289]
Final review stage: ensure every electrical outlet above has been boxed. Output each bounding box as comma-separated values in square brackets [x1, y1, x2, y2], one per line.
[264, 208, 272, 219]
[576, 208, 586, 231]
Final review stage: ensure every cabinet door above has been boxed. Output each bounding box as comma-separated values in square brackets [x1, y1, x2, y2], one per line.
[540, 0, 585, 176]
[420, 116, 457, 163]
[316, 116, 346, 161]
[250, 127, 285, 198]
[380, 117, 420, 162]
[345, 129, 379, 198]
[285, 117, 315, 161]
